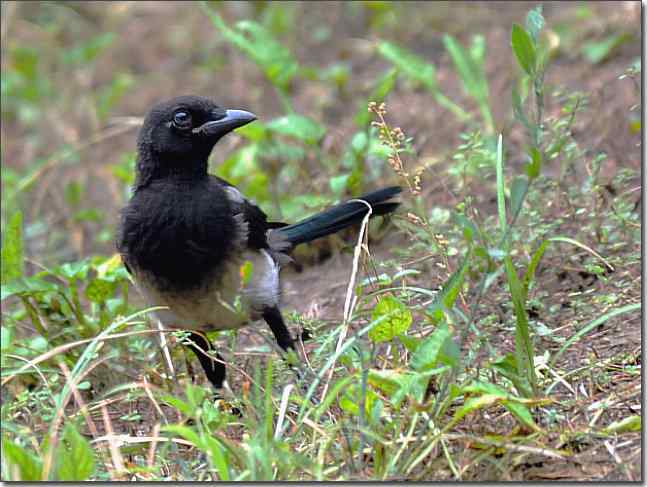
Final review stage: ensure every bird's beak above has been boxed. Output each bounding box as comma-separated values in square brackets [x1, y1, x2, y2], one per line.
[193, 109, 257, 137]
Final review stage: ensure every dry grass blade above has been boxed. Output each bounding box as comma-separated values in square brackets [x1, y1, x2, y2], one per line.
[320, 198, 373, 401]
[101, 404, 126, 478]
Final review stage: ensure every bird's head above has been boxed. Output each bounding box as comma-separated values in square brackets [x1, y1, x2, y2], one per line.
[135, 95, 256, 188]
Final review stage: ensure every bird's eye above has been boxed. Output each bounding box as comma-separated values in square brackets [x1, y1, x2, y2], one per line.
[172, 110, 192, 128]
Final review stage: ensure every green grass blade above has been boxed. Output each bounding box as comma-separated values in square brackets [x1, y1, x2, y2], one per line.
[495, 134, 506, 238]
[550, 303, 640, 366]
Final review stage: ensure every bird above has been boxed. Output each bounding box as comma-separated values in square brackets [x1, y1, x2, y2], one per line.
[117, 95, 401, 394]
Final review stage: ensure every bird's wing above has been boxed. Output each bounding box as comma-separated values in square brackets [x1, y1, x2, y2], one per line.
[211, 175, 287, 251]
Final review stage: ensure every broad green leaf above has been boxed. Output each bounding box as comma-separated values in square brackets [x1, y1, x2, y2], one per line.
[235, 121, 267, 142]
[368, 369, 411, 396]
[526, 146, 542, 179]
[329, 174, 351, 195]
[410, 322, 451, 372]
[502, 400, 541, 432]
[511, 24, 536, 75]
[377, 41, 436, 91]
[368, 295, 412, 343]
[1, 276, 58, 301]
[56, 261, 89, 282]
[84, 278, 116, 304]
[582, 33, 632, 65]
[160, 395, 193, 417]
[1, 437, 42, 481]
[397, 333, 421, 353]
[96, 254, 123, 279]
[448, 394, 501, 428]
[460, 380, 540, 430]
[426, 247, 471, 323]
[266, 114, 326, 144]
[510, 176, 528, 219]
[1, 211, 24, 284]
[54, 423, 95, 481]
[205, 436, 230, 480]
[162, 424, 202, 448]
[314, 375, 354, 421]
[487, 353, 531, 398]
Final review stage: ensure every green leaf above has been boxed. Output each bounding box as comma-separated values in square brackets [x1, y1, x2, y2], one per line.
[266, 114, 326, 144]
[162, 424, 202, 448]
[201, 5, 298, 91]
[495, 134, 506, 235]
[54, 423, 96, 481]
[160, 395, 193, 417]
[526, 146, 542, 179]
[1, 437, 43, 481]
[329, 174, 351, 195]
[603, 415, 641, 434]
[1, 211, 24, 284]
[410, 322, 452, 372]
[62, 33, 115, 65]
[504, 256, 536, 397]
[426, 246, 471, 323]
[525, 5, 545, 43]
[377, 41, 469, 121]
[354, 68, 398, 126]
[488, 353, 532, 398]
[582, 33, 632, 65]
[84, 278, 116, 304]
[368, 295, 412, 343]
[502, 400, 541, 432]
[512, 86, 530, 129]
[511, 24, 536, 75]
[448, 394, 501, 428]
[397, 334, 421, 353]
[1, 276, 58, 301]
[368, 369, 408, 396]
[452, 213, 477, 242]
[443, 33, 492, 131]
[377, 41, 436, 91]
[314, 375, 355, 421]
[205, 436, 230, 480]
[510, 176, 528, 220]
[522, 239, 549, 301]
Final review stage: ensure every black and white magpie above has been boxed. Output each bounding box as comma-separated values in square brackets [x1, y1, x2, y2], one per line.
[117, 95, 401, 392]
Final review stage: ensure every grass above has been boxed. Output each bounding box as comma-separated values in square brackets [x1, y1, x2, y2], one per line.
[1, 1, 642, 481]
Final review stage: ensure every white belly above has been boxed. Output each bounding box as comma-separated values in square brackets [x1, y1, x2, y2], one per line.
[134, 249, 281, 331]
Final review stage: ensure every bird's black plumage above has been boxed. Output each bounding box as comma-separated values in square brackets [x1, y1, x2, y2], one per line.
[117, 95, 401, 392]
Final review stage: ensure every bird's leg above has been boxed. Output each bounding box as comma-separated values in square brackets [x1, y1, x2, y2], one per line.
[184, 332, 243, 417]
[262, 307, 307, 384]
[184, 332, 226, 390]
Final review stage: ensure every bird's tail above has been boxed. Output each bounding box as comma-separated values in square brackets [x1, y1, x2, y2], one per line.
[274, 186, 401, 248]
